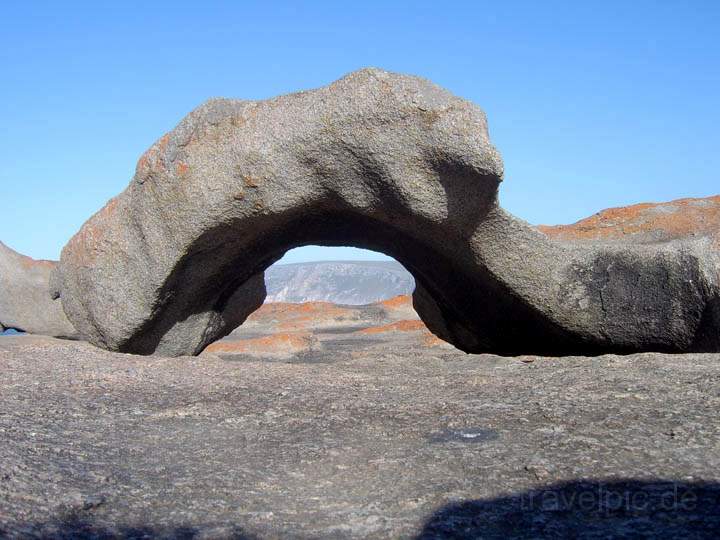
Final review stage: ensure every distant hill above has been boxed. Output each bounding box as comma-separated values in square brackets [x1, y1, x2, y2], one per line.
[265, 260, 414, 304]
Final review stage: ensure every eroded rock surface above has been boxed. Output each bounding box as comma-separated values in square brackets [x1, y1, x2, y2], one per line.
[1, 335, 719, 538]
[0, 242, 75, 338]
[57, 69, 720, 356]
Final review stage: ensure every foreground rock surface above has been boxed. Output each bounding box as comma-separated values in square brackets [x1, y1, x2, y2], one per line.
[0, 242, 75, 337]
[57, 68, 720, 356]
[1, 334, 719, 538]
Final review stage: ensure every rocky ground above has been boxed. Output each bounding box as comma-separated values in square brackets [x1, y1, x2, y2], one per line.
[2, 297, 720, 538]
[202, 295, 447, 362]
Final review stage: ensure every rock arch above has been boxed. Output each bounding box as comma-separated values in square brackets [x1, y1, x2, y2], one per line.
[57, 69, 720, 356]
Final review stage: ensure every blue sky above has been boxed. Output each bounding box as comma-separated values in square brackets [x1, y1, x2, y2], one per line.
[1, 1, 718, 263]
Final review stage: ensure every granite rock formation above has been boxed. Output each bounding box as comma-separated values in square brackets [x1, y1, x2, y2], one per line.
[0, 242, 75, 338]
[539, 195, 720, 245]
[56, 69, 720, 356]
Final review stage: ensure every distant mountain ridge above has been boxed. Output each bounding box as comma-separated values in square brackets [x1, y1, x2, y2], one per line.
[265, 260, 415, 304]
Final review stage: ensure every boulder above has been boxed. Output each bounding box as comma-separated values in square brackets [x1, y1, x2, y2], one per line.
[57, 68, 720, 356]
[538, 195, 720, 353]
[0, 242, 76, 337]
[539, 195, 720, 245]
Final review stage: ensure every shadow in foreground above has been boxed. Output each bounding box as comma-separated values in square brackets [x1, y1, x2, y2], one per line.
[417, 479, 720, 539]
[4, 479, 719, 539]
[0, 515, 255, 540]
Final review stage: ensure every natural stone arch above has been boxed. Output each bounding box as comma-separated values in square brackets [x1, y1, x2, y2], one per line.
[57, 69, 720, 356]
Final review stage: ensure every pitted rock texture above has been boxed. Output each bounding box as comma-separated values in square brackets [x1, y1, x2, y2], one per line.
[57, 68, 720, 356]
[0, 242, 75, 337]
[2, 335, 720, 538]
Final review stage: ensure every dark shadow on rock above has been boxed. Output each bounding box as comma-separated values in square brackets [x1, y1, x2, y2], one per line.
[1, 514, 255, 540]
[416, 479, 720, 539]
[6, 480, 719, 538]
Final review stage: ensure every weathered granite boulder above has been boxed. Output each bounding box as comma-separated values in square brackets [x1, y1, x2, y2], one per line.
[57, 68, 720, 356]
[0, 242, 76, 337]
[539, 195, 720, 245]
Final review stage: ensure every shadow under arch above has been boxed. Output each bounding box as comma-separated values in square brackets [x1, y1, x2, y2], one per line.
[120, 198, 585, 357]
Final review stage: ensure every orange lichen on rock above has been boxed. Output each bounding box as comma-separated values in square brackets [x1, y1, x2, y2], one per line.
[379, 295, 413, 310]
[204, 332, 315, 355]
[277, 320, 318, 331]
[62, 196, 121, 265]
[136, 133, 171, 179]
[249, 301, 337, 318]
[242, 175, 261, 188]
[422, 332, 448, 347]
[175, 162, 190, 177]
[356, 318, 448, 347]
[136, 153, 150, 175]
[248, 301, 353, 331]
[18, 254, 56, 271]
[357, 319, 427, 334]
[539, 195, 720, 244]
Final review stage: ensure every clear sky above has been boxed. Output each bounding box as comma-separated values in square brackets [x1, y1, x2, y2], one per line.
[1, 1, 718, 262]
